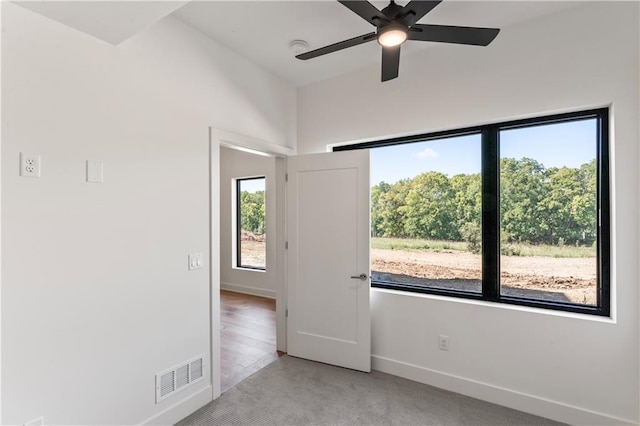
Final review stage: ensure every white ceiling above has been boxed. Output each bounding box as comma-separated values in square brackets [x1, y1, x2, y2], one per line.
[14, 0, 586, 86]
[173, 1, 586, 86]
[14, 1, 188, 45]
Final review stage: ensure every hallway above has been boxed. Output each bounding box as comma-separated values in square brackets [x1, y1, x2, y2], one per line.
[220, 290, 283, 392]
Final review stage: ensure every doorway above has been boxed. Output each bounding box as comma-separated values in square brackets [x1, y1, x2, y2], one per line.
[210, 128, 290, 399]
[218, 145, 282, 392]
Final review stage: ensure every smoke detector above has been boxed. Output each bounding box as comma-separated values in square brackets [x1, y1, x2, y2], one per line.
[289, 40, 309, 55]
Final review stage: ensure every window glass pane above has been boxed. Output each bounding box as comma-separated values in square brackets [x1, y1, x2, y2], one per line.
[499, 120, 597, 305]
[370, 134, 482, 293]
[238, 178, 266, 269]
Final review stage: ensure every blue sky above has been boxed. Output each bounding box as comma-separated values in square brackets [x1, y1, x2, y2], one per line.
[370, 119, 597, 185]
[239, 177, 265, 193]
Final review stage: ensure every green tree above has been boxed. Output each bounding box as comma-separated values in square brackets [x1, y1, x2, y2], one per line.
[377, 179, 411, 238]
[240, 191, 265, 235]
[545, 167, 582, 244]
[500, 157, 551, 244]
[575, 160, 597, 244]
[544, 160, 596, 245]
[403, 172, 458, 240]
[451, 173, 482, 251]
[371, 182, 390, 237]
[368, 156, 596, 248]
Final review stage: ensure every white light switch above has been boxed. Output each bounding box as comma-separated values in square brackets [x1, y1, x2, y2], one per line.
[86, 160, 103, 183]
[188, 254, 204, 271]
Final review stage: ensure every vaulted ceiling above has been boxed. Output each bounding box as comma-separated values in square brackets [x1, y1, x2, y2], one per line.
[14, 1, 586, 86]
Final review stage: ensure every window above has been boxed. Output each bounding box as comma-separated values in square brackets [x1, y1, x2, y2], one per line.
[369, 134, 483, 295]
[236, 177, 266, 270]
[335, 108, 610, 316]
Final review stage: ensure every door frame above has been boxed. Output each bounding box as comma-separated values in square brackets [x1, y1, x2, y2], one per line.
[209, 127, 294, 399]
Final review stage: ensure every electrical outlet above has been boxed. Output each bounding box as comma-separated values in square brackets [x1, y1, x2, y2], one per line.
[20, 153, 41, 178]
[439, 335, 449, 351]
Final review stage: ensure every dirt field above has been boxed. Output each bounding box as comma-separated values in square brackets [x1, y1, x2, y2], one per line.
[241, 238, 597, 305]
[372, 249, 597, 305]
[240, 233, 266, 268]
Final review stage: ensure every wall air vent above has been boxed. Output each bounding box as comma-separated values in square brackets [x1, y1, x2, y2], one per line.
[191, 358, 203, 380]
[156, 355, 205, 403]
[160, 370, 175, 398]
[176, 364, 189, 389]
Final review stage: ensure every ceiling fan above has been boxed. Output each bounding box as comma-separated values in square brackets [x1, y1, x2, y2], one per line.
[296, 0, 500, 82]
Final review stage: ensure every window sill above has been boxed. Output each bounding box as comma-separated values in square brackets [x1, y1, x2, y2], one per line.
[370, 286, 615, 323]
[233, 266, 266, 273]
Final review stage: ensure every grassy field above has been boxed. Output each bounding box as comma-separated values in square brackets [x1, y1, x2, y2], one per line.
[372, 237, 468, 252]
[371, 237, 596, 258]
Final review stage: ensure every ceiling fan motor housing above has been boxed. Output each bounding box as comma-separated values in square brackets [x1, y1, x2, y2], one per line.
[381, 1, 403, 21]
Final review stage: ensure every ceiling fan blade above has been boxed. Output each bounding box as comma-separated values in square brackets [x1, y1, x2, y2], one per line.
[338, 1, 389, 26]
[381, 45, 401, 82]
[397, 1, 442, 26]
[296, 32, 377, 60]
[408, 24, 500, 46]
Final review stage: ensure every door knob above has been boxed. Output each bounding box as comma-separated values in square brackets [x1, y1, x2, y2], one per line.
[350, 273, 367, 281]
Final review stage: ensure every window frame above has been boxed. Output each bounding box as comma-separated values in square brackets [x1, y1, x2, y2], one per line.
[334, 108, 610, 316]
[235, 176, 267, 271]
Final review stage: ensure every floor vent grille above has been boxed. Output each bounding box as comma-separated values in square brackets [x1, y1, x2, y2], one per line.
[156, 355, 205, 403]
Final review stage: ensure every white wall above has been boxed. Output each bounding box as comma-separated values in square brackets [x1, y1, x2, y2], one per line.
[1, 3, 295, 425]
[298, 2, 639, 425]
[220, 146, 276, 298]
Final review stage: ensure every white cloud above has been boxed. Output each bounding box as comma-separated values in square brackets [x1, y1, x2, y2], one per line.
[415, 147, 439, 159]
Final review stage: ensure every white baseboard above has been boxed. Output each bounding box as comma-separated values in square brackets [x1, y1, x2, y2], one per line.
[141, 385, 213, 425]
[372, 355, 636, 426]
[221, 282, 276, 299]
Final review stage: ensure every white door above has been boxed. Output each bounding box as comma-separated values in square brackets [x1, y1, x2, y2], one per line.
[287, 150, 370, 372]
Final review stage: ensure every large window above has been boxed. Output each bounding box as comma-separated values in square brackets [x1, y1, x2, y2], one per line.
[335, 109, 609, 316]
[236, 177, 266, 270]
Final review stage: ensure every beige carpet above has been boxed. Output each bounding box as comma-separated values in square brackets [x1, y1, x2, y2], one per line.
[178, 355, 564, 426]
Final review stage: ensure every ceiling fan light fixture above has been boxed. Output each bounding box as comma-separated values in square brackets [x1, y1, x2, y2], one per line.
[298, 0, 501, 82]
[377, 25, 407, 47]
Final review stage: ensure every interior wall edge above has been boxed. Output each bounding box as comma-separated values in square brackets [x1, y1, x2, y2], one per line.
[210, 135, 222, 401]
[274, 156, 287, 353]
